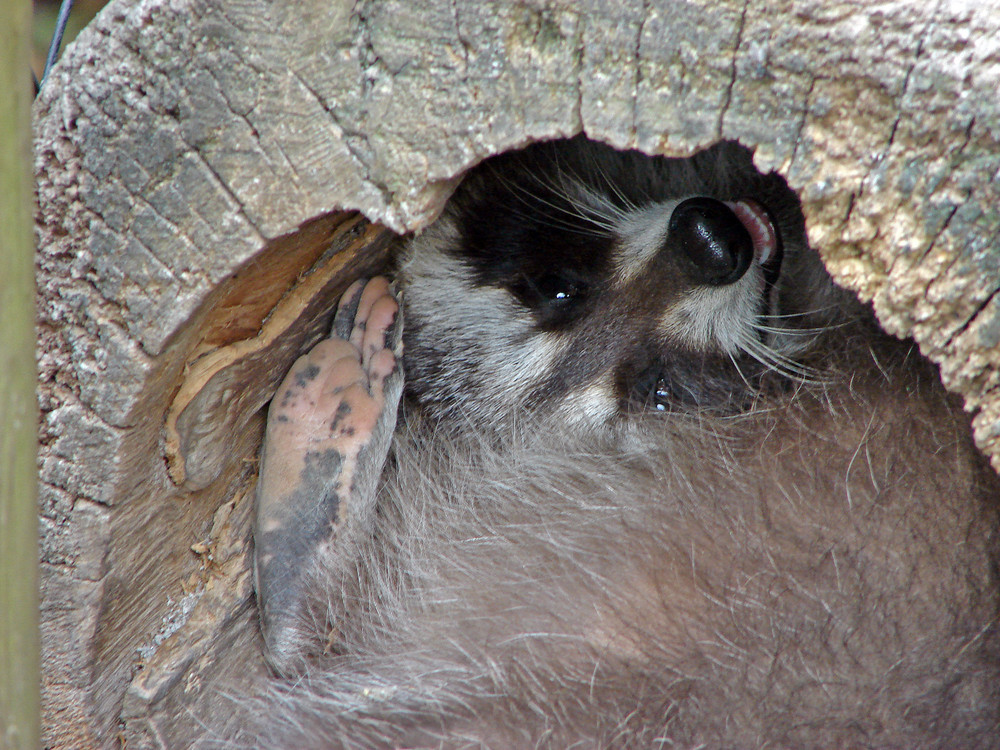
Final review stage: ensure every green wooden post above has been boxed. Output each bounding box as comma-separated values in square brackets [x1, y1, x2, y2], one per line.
[0, 0, 41, 747]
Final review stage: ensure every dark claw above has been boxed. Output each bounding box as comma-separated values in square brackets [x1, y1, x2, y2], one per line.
[333, 280, 368, 340]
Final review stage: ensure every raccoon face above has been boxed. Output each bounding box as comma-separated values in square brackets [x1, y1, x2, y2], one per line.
[400, 137, 820, 430]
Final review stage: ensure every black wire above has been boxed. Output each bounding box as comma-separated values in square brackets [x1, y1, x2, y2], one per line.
[39, 0, 76, 89]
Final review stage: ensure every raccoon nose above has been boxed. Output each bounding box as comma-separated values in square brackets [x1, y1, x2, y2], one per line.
[668, 197, 753, 286]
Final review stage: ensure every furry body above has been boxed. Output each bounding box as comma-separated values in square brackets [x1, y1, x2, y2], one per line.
[246, 139, 1000, 748]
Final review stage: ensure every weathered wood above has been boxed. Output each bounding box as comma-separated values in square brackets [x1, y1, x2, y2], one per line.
[33, 0, 1000, 747]
[1, 0, 40, 747]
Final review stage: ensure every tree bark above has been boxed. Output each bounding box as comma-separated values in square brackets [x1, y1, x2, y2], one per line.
[1, 0, 40, 747]
[33, 0, 1000, 747]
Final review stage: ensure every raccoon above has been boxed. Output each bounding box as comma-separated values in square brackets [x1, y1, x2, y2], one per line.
[247, 137, 1000, 748]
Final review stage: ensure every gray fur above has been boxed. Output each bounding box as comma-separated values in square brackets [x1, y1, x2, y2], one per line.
[240, 138, 1000, 748]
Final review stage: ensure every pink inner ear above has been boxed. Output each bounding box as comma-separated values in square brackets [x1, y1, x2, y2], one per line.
[727, 200, 777, 267]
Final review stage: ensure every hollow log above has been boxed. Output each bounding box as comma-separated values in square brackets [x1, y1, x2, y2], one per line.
[33, 0, 1000, 747]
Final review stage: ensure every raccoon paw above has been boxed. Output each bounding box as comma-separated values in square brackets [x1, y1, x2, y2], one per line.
[254, 277, 403, 674]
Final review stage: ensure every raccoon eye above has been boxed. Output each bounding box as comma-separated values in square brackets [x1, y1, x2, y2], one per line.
[627, 364, 744, 413]
[653, 376, 673, 411]
[534, 274, 584, 306]
[623, 365, 679, 413]
[508, 272, 589, 329]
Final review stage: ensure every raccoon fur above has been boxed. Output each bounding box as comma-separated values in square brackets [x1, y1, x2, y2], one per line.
[242, 137, 1000, 749]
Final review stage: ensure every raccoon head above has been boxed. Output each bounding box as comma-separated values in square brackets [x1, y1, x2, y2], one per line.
[400, 137, 833, 431]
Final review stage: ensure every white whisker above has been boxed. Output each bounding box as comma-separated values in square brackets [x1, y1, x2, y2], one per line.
[507, 178, 621, 235]
[726, 350, 754, 389]
[757, 306, 840, 321]
[753, 323, 832, 337]
[738, 334, 827, 384]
